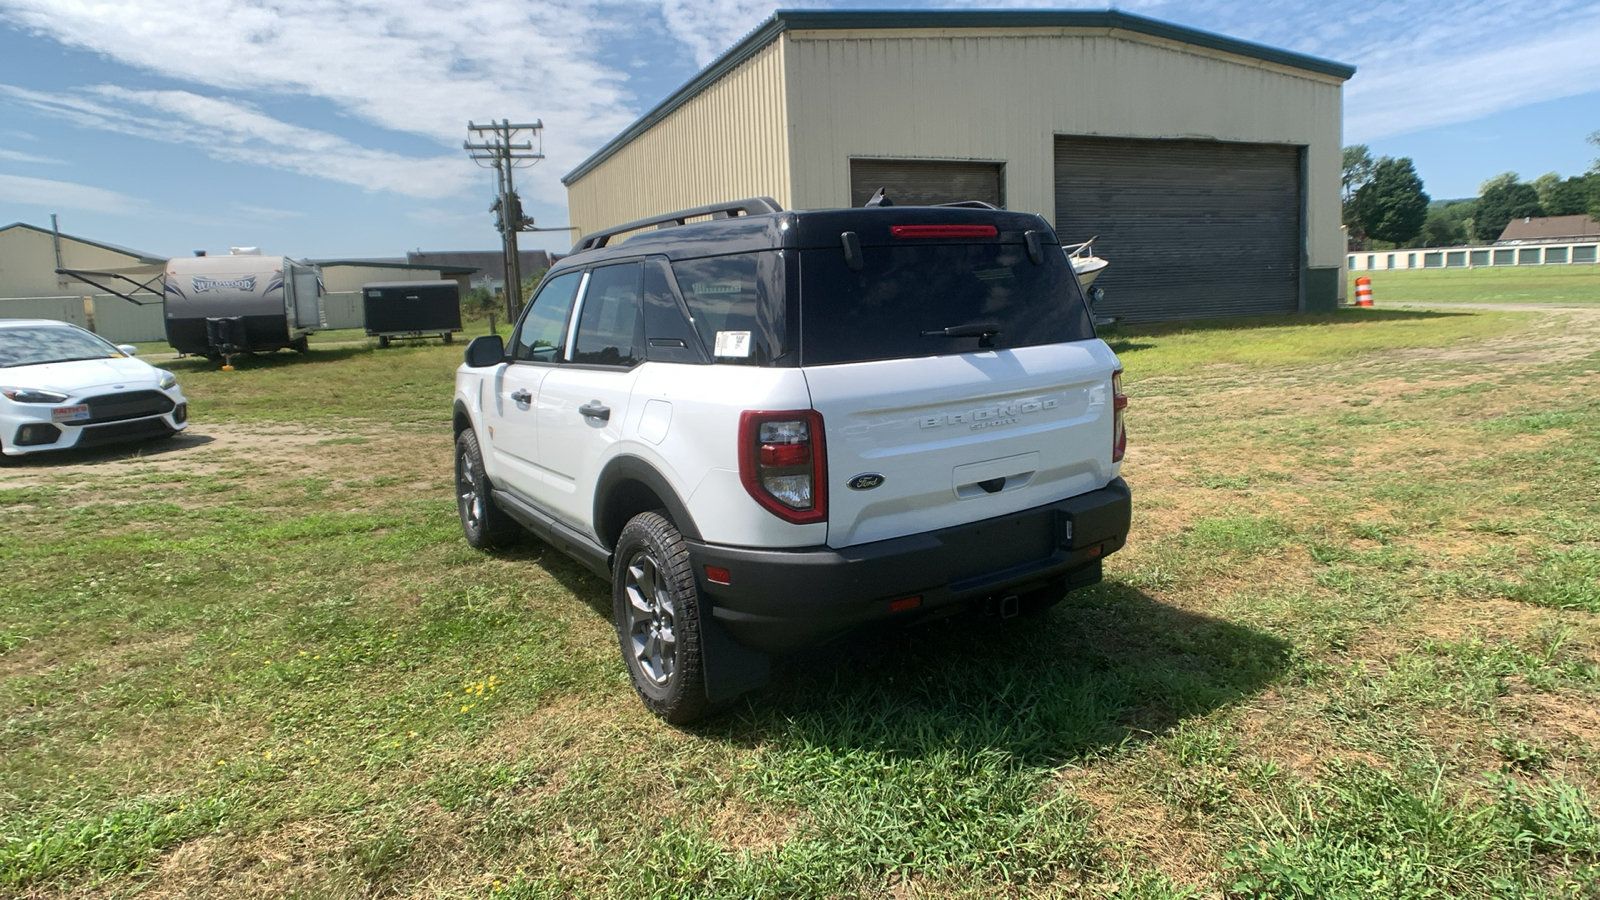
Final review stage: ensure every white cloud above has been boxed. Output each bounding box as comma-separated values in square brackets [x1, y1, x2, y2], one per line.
[0, 147, 60, 164]
[0, 0, 640, 203]
[232, 203, 305, 221]
[1, 84, 477, 199]
[0, 173, 143, 215]
[0, 0, 1595, 206]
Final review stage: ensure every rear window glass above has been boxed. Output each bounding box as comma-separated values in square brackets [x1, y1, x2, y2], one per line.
[670, 253, 788, 366]
[797, 243, 1095, 366]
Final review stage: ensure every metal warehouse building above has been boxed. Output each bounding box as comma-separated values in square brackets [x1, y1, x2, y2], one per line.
[562, 10, 1355, 322]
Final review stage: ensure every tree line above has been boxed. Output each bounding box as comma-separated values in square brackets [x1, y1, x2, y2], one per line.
[1343, 131, 1600, 250]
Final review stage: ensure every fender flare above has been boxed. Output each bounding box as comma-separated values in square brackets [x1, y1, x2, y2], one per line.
[594, 455, 702, 547]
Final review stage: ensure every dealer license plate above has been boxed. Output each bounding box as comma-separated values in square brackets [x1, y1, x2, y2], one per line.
[51, 405, 90, 423]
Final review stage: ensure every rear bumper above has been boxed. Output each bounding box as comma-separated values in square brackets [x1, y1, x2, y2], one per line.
[687, 477, 1130, 653]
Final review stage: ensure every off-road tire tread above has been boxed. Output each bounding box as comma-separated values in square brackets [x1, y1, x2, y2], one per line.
[456, 429, 519, 549]
[614, 510, 710, 725]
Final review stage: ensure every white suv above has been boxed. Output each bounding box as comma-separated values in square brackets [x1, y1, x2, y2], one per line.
[452, 198, 1130, 723]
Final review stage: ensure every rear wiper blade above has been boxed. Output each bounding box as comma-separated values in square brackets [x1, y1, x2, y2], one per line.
[921, 322, 1001, 339]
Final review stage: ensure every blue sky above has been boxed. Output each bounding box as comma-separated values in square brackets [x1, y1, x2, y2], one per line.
[2, 0, 1597, 261]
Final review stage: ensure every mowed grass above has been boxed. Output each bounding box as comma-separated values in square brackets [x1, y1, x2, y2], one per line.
[2, 307, 1598, 897]
[1348, 263, 1600, 305]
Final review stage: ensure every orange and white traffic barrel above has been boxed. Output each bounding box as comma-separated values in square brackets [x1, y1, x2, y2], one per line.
[1354, 276, 1373, 307]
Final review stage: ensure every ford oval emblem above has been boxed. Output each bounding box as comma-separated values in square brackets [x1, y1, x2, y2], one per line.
[847, 473, 885, 491]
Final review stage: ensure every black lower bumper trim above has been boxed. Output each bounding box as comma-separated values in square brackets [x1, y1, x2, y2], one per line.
[688, 477, 1131, 653]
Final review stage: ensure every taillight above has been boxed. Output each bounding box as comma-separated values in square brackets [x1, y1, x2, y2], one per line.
[739, 410, 827, 524]
[1111, 369, 1128, 463]
[889, 224, 998, 239]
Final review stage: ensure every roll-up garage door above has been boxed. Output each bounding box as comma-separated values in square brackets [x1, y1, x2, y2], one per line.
[850, 159, 1005, 209]
[1054, 137, 1302, 322]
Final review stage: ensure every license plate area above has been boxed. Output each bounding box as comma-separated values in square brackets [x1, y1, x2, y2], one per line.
[940, 510, 1057, 583]
[51, 405, 90, 422]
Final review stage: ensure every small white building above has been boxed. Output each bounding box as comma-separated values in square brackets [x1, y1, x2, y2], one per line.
[563, 10, 1355, 322]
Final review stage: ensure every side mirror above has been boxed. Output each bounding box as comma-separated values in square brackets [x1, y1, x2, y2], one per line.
[117, 344, 139, 356]
[1087, 286, 1106, 307]
[464, 334, 505, 368]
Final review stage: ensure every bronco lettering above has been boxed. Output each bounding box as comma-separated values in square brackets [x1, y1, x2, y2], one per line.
[920, 397, 1058, 429]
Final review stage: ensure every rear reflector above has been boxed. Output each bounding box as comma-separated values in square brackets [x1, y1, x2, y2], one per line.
[704, 565, 731, 585]
[890, 224, 998, 239]
[889, 596, 922, 612]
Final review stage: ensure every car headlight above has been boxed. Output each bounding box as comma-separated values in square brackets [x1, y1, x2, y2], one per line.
[0, 387, 70, 403]
[158, 371, 179, 390]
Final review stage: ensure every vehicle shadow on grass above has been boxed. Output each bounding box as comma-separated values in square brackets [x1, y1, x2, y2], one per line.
[0, 431, 216, 468]
[707, 580, 1294, 765]
[527, 540, 1292, 763]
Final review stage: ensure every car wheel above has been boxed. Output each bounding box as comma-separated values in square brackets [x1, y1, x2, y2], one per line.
[455, 429, 518, 549]
[443, 332, 454, 345]
[614, 511, 709, 725]
[291, 336, 310, 353]
[378, 336, 390, 349]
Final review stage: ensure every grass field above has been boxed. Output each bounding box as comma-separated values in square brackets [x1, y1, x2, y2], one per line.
[1348, 264, 1600, 305]
[3, 307, 1599, 898]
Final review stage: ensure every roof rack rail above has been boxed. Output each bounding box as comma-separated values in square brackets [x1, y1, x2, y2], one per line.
[573, 197, 784, 252]
[935, 200, 1000, 210]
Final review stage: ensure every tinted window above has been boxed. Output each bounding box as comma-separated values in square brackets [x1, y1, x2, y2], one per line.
[671, 252, 787, 366]
[512, 271, 581, 362]
[0, 325, 121, 368]
[572, 263, 644, 367]
[797, 243, 1095, 366]
[642, 258, 709, 364]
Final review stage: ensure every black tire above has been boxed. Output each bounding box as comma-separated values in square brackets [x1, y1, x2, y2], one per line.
[291, 336, 310, 353]
[454, 429, 519, 549]
[613, 511, 709, 724]
[377, 335, 391, 349]
[442, 332, 454, 344]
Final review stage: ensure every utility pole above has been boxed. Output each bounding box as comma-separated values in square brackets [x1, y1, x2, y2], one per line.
[464, 120, 543, 322]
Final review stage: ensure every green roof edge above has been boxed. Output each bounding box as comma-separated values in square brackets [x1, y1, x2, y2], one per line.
[561, 8, 1355, 186]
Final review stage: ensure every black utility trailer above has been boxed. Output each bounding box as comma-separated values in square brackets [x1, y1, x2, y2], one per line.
[362, 281, 463, 347]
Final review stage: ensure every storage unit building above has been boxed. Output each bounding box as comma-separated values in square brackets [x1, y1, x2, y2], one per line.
[562, 10, 1354, 321]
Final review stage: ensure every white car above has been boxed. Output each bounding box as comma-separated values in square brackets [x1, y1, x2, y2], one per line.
[0, 319, 188, 458]
[452, 199, 1130, 723]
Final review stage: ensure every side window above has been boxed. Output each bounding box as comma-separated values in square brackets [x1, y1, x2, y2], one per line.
[671, 251, 786, 366]
[642, 257, 710, 364]
[512, 271, 582, 362]
[571, 262, 644, 367]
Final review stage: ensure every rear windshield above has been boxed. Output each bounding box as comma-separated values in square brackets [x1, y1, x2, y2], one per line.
[798, 243, 1096, 366]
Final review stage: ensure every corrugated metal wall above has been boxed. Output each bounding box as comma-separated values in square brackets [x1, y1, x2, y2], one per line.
[783, 28, 1344, 272]
[1055, 136, 1302, 322]
[848, 159, 1005, 208]
[565, 39, 792, 239]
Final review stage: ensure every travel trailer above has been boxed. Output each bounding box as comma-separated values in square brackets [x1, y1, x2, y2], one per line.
[163, 249, 324, 361]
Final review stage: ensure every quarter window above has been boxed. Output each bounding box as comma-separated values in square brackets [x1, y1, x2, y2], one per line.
[512, 271, 582, 362]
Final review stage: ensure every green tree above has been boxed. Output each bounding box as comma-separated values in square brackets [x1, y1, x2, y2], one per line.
[1410, 200, 1473, 247]
[1342, 145, 1375, 200]
[1474, 177, 1544, 242]
[1540, 175, 1593, 217]
[1351, 156, 1430, 245]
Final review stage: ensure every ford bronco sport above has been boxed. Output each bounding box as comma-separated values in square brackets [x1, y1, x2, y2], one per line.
[453, 197, 1130, 723]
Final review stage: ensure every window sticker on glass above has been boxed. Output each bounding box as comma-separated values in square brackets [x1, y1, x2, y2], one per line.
[692, 280, 743, 296]
[714, 330, 752, 358]
[973, 267, 1014, 283]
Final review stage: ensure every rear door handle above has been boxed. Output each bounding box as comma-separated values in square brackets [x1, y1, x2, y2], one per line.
[510, 389, 532, 404]
[579, 401, 610, 422]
